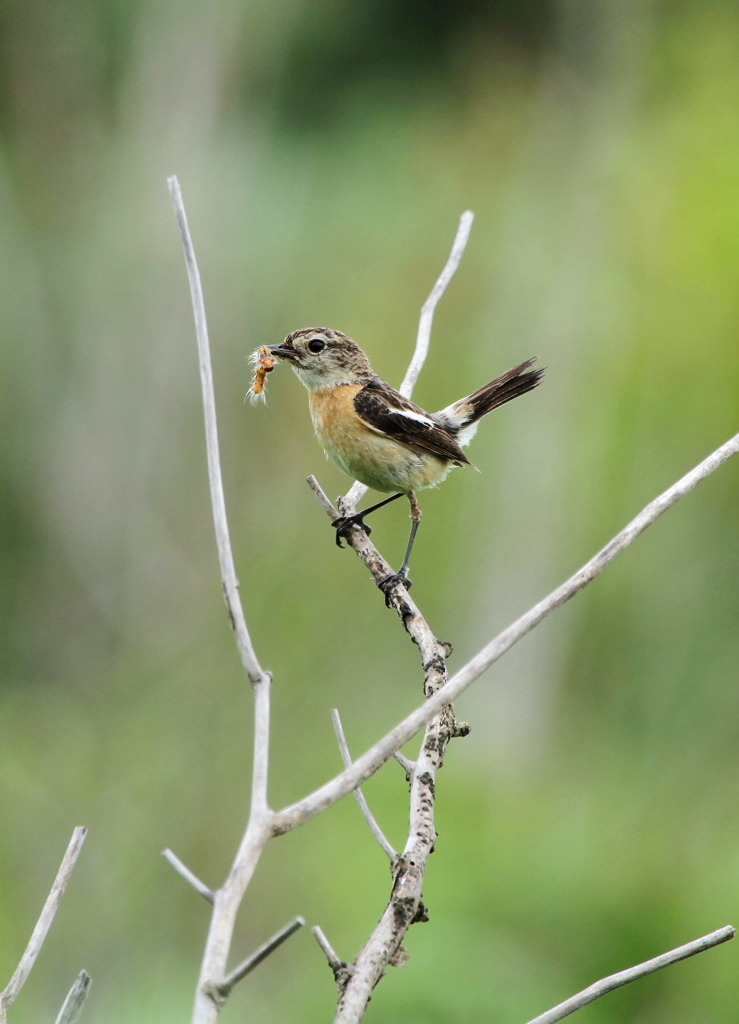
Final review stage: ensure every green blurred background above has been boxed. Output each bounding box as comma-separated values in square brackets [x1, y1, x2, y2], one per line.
[1, 0, 738, 1021]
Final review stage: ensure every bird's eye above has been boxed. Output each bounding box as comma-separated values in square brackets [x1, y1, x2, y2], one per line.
[307, 338, 325, 354]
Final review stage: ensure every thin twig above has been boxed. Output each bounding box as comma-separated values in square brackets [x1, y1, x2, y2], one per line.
[342, 210, 474, 512]
[54, 970, 92, 1024]
[168, 175, 268, 688]
[524, 925, 735, 1024]
[312, 926, 343, 972]
[277, 431, 739, 834]
[162, 849, 215, 903]
[0, 826, 87, 1022]
[331, 710, 398, 861]
[393, 751, 415, 776]
[218, 917, 305, 995]
[401, 210, 474, 398]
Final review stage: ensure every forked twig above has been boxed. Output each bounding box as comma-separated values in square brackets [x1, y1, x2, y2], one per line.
[169, 175, 275, 1024]
[524, 925, 735, 1024]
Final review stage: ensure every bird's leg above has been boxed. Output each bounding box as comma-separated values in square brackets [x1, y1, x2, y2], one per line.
[331, 491, 404, 548]
[378, 493, 422, 604]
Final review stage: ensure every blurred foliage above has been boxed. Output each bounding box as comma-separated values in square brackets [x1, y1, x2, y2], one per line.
[1, 0, 738, 1021]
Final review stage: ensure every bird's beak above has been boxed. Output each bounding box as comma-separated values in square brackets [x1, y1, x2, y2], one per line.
[269, 344, 298, 361]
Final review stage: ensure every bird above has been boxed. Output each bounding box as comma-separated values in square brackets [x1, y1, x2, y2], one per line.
[268, 327, 543, 599]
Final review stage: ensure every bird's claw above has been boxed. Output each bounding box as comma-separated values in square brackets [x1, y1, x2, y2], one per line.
[378, 570, 413, 607]
[331, 515, 372, 548]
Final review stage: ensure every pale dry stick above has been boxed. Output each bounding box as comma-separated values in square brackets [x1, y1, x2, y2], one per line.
[168, 177, 279, 1024]
[524, 925, 735, 1024]
[400, 209, 475, 399]
[54, 970, 92, 1024]
[342, 210, 474, 512]
[217, 917, 306, 997]
[0, 826, 87, 1023]
[167, 175, 268, 689]
[393, 751, 415, 775]
[162, 848, 214, 903]
[312, 924, 357, 995]
[313, 485, 459, 1022]
[274, 431, 739, 834]
[312, 925, 343, 972]
[331, 709, 398, 862]
[335, 702, 446, 1023]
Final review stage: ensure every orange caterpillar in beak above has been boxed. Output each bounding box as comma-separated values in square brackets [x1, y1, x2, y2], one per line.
[246, 346, 276, 404]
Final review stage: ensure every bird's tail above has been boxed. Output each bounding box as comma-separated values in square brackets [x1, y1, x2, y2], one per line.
[434, 358, 543, 445]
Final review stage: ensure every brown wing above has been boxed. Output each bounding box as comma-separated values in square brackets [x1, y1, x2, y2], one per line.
[354, 379, 473, 466]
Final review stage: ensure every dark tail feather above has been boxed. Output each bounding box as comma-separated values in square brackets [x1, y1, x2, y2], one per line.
[464, 358, 544, 422]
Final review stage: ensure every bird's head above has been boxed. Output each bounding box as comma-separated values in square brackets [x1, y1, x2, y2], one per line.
[270, 328, 374, 391]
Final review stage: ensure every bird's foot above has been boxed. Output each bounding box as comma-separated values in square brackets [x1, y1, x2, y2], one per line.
[331, 514, 372, 549]
[378, 569, 413, 607]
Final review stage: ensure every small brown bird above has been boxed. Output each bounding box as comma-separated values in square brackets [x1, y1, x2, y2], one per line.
[269, 327, 543, 597]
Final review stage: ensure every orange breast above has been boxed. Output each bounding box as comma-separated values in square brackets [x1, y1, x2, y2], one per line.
[307, 385, 451, 493]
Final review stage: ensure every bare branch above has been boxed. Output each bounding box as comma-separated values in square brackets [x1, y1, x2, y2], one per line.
[0, 826, 87, 1021]
[277, 431, 739, 834]
[335, 715, 441, 1022]
[217, 917, 305, 996]
[54, 970, 92, 1024]
[342, 210, 474, 511]
[524, 925, 735, 1024]
[448, 430, 739, 695]
[169, 177, 278, 1024]
[167, 175, 269, 688]
[331, 709, 398, 862]
[307, 474, 338, 517]
[162, 849, 214, 903]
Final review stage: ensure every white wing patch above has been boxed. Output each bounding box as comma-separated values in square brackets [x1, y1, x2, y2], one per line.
[392, 407, 436, 428]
